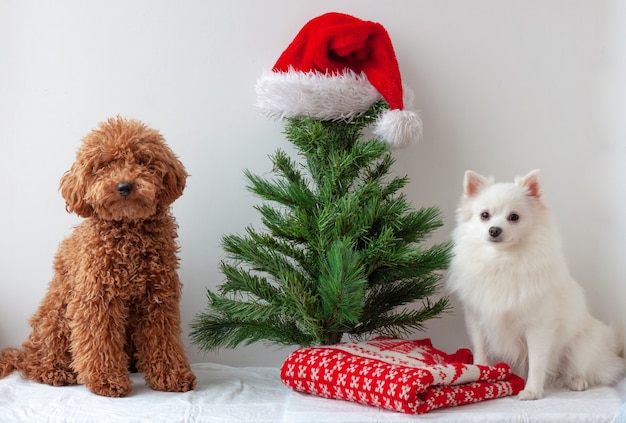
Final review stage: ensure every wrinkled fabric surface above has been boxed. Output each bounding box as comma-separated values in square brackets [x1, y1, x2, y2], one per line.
[0, 362, 622, 422]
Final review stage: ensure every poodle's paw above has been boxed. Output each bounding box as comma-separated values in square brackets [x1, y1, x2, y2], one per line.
[567, 376, 589, 392]
[146, 367, 196, 392]
[518, 388, 543, 401]
[86, 374, 132, 397]
[35, 369, 78, 386]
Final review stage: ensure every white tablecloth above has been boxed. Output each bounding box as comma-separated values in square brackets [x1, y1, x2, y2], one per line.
[0, 363, 623, 422]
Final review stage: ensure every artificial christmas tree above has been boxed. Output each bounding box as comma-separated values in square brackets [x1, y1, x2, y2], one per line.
[191, 13, 451, 350]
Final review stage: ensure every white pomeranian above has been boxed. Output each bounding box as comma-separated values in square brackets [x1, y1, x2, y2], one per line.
[447, 169, 624, 400]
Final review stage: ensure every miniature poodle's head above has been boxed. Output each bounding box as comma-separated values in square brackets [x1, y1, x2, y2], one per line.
[60, 116, 187, 221]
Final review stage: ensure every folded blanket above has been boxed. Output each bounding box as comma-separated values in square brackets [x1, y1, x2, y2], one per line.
[280, 337, 525, 414]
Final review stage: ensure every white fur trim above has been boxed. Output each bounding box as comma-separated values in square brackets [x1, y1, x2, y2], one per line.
[373, 109, 422, 149]
[255, 68, 382, 120]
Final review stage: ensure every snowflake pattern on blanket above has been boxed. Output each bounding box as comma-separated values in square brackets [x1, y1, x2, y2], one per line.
[280, 337, 525, 414]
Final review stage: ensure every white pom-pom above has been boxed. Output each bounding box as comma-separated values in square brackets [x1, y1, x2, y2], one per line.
[372, 109, 422, 149]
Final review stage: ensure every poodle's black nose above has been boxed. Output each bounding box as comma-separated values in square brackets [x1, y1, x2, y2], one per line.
[489, 226, 502, 238]
[117, 182, 133, 197]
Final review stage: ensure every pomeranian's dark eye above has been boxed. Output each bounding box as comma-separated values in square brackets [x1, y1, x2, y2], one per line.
[508, 213, 519, 222]
[480, 211, 490, 220]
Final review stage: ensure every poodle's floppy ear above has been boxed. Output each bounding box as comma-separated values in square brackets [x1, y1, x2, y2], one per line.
[59, 160, 93, 218]
[158, 146, 188, 207]
[463, 170, 493, 198]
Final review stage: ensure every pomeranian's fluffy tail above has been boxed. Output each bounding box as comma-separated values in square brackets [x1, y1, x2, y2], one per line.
[0, 347, 24, 378]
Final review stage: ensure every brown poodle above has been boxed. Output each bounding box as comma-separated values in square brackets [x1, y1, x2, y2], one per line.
[0, 116, 196, 397]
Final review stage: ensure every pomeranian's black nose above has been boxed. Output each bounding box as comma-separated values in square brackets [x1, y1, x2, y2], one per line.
[489, 226, 502, 238]
[117, 182, 133, 197]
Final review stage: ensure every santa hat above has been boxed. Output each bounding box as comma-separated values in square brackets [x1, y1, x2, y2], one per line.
[255, 12, 422, 149]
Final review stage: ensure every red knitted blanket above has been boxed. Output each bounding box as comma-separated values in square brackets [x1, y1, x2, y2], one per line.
[280, 337, 525, 414]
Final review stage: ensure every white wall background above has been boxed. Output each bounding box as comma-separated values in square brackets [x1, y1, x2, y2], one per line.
[1, 0, 624, 367]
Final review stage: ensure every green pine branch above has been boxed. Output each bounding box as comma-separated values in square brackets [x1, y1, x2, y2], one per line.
[191, 102, 451, 350]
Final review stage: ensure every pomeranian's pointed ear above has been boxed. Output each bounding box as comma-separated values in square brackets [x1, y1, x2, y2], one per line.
[463, 170, 492, 197]
[516, 169, 542, 198]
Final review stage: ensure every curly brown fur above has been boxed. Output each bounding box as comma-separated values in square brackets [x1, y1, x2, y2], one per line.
[0, 116, 196, 397]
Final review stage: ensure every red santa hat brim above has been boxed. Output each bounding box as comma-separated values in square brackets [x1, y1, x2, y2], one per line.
[255, 68, 422, 148]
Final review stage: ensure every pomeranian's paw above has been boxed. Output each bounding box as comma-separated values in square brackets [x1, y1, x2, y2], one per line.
[567, 376, 589, 392]
[518, 388, 543, 401]
[472, 352, 489, 366]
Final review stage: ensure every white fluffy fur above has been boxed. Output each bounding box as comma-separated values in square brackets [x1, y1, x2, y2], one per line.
[255, 68, 421, 148]
[373, 108, 422, 149]
[255, 68, 381, 121]
[447, 169, 625, 401]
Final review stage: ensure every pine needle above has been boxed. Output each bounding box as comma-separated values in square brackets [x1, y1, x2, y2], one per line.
[191, 102, 451, 349]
